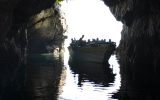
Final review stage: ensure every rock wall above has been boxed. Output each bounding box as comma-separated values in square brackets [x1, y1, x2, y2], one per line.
[103, 0, 160, 99]
[27, 7, 66, 54]
[1, 0, 160, 99]
[0, 0, 58, 99]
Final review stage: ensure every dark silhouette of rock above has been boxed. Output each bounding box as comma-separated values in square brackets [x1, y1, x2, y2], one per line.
[103, 0, 160, 99]
[0, 0, 59, 99]
[27, 8, 66, 54]
[1, 0, 160, 99]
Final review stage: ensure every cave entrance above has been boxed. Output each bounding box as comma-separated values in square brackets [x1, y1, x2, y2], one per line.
[56, 0, 122, 99]
[60, 0, 122, 46]
[27, 0, 122, 56]
[59, 0, 122, 64]
[26, 0, 123, 99]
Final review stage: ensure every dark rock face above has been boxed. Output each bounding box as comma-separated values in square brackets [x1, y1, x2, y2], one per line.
[27, 8, 66, 54]
[103, 0, 160, 99]
[1, 0, 160, 99]
[0, 0, 57, 99]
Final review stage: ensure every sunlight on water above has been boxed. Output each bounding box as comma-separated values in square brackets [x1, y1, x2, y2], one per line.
[57, 0, 122, 99]
[57, 47, 121, 100]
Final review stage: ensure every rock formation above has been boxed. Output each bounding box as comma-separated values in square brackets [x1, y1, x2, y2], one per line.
[0, 0, 62, 99]
[27, 7, 66, 54]
[103, 0, 160, 99]
[1, 0, 160, 99]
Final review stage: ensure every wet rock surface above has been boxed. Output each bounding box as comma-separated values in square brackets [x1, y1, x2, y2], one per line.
[27, 8, 66, 54]
[103, 0, 160, 99]
[0, 0, 59, 99]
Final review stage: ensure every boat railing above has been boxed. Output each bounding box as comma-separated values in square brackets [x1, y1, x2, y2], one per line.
[70, 39, 116, 48]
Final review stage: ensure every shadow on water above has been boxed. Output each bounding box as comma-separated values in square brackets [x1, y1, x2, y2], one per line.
[112, 55, 160, 100]
[69, 61, 115, 87]
[24, 53, 64, 100]
[4, 53, 120, 100]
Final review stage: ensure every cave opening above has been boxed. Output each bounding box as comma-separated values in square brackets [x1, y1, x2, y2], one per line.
[56, 0, 122, 100]
[26, 0, 123, 100]
[60, 0, 122, 46]
[59, 0, 122, 64]
[1, 0, 160, 100]
[0, 0, 124, 100]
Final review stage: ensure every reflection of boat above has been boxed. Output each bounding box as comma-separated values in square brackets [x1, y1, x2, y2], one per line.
[69, 61, 115, 87]
[68, 35, 116, 63]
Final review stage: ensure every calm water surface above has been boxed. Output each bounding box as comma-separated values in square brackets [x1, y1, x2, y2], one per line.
[57, 49, 121, 100]
[26, 50, 121, 100]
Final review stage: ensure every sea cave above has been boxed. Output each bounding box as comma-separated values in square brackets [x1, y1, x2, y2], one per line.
[0, 0, 160, 100]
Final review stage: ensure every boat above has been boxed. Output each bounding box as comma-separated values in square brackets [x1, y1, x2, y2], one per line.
[68, 35, 116, 64]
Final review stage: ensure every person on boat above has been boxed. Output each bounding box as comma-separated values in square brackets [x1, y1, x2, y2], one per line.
[71, 38, 75, 43]
[79, 35, 84, 41]
[78, 35, 85, 46]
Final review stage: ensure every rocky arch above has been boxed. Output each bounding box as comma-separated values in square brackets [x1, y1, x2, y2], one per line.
[0, 0, 160, 99]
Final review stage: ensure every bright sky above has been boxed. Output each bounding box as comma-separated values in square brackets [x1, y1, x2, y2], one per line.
[59, 1, 122, 99]
[60, 0, 122, 46]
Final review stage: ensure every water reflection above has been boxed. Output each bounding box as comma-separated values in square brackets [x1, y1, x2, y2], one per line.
[58, 55, 121, 100]
[25, 53, 121, 100]
[26, 53, 64, 100]
[69, 61, 115, 87]
[25, 53, 160, 100]
[21, 51, 160, 100]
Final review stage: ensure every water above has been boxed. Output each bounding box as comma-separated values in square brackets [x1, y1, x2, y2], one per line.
[57, 49, 121, 100]
[26, 53, 64, 100]
[26, 51, 121, 100]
